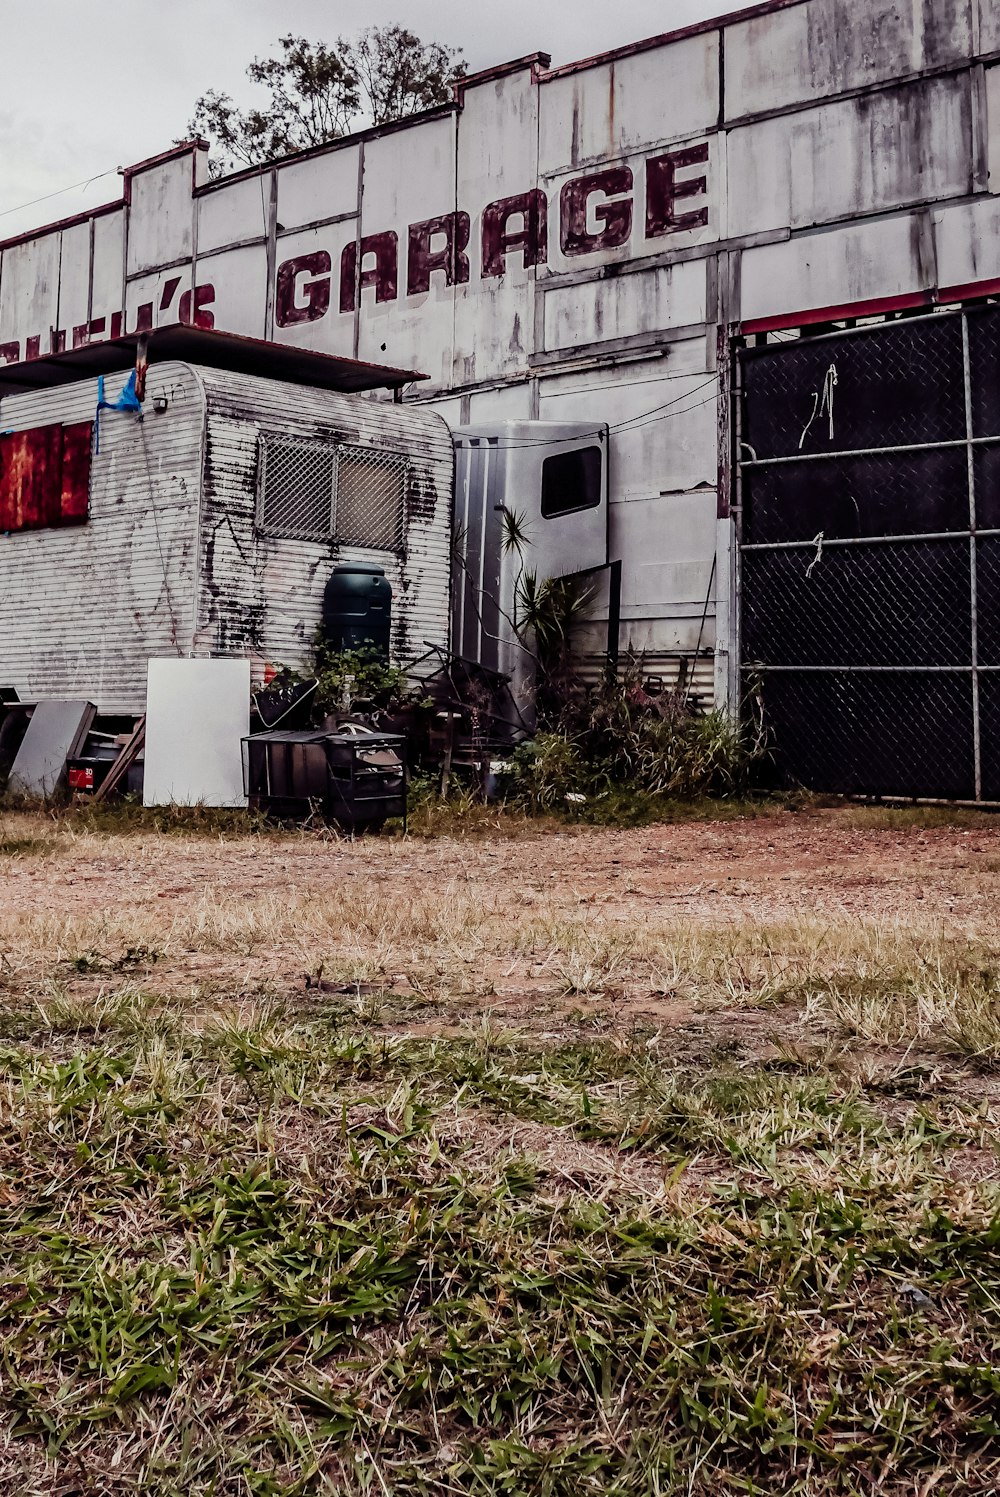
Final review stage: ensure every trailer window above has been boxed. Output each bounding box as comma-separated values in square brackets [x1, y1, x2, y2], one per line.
[335, 447, 406, 552]
[0, 421, 93, 533]
[540, 445, 603, 519]
[257, 436, 406, 552]
[257, 435, 335, 541]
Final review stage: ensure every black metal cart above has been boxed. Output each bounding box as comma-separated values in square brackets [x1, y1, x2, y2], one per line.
[242, 728, 406, 831]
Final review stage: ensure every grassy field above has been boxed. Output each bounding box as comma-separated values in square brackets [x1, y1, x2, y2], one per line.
[1, 806, 999, 1494]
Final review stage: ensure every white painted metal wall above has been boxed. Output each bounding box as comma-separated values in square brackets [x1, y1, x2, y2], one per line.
[0, 364, 453, 709]
[0, 364, 204, 708]
[2, 0, 1000, 700]
[194, 369, 453, 680]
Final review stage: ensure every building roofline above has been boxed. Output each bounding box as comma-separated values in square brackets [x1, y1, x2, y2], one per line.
[0, 1, 811, 245]
[538, 0, 808, 80]
[0, 140, 211, 254]
[0, 196, 125, 255]
[195, 103, 458, 196]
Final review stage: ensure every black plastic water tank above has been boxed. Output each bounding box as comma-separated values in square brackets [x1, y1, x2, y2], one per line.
[322, 563, 393, 658]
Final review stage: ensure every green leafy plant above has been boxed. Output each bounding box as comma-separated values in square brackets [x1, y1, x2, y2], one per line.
[312, 641, 408, 714]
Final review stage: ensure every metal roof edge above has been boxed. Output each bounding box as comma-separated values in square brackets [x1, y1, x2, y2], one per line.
[195, 104, 459, 197]
[0, 327, 426, 401]
[538, 0, 809, 81]
[454, 53, 552, 101]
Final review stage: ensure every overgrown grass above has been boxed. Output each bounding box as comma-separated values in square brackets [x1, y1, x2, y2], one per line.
[1, 995, 998, 1495]
[2, 812, 999, 1492]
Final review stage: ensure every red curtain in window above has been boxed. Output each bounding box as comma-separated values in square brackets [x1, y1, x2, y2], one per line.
[60, 422, 94, 526]
[0, 421, 93, 533]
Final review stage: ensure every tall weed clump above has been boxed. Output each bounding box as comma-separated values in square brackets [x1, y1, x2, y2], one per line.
[511, 671, 766, 810]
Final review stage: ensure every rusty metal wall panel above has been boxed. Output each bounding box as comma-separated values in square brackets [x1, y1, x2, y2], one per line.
[0, 362, 205, 710]
[728, 75, 974, 238]
[356, 115, 457, 384]
[58, 222, 93, 345]
[276, 145, 360, 233]
[988, 63, 1000, 193]
[741, 213, 929, 324]
[0, 234, 61, 349]
[270, 223, 358, 355]
[125, 266, 194, 336]
[541, 260, 707, 352]
[725, 0, 974, 120]
[453, 68, 541, 388]
[935, 197, 1000, 289]
[537, 33, 719, 174]
[195, 369, 453, 680]
[91, 213, 125, 323]
[981, 0, 1000, 55]
[197, 177, 270, 255]
[127, 158, 195, 277]
[198, 245, 269, 340]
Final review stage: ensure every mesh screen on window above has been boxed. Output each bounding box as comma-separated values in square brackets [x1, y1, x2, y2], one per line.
[257, 437, 407, 551]
[258, 436, 334, 541]
[540, 446, 603, 519]
[335, 447, 406, 552]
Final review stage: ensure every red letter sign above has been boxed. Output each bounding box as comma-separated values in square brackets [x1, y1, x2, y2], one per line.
[645, 144, 710, 238]
[340, 232, 399, 313]
[481, 190, 548, 277]
[275, 253, 333, 327]
[560, 168, 634, 256]
[407, 213, 471, 294]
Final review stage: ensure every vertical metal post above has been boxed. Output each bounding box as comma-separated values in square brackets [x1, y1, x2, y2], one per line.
[716, 330, 743, 722]
[962, 313, 983, 801]
[606, 559, 622, 680]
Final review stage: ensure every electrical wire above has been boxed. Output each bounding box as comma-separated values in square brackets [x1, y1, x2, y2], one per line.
[457, 377, 721, 451]
[0, 167, 121, 223]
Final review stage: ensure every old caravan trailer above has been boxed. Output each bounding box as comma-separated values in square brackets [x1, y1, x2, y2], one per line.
[0, 330, 609, 717]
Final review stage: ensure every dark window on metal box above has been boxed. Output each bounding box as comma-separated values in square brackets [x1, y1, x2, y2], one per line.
[0, 421, 93, 533]
[257, 435, 406, 552]
[540, 446, 602, 519]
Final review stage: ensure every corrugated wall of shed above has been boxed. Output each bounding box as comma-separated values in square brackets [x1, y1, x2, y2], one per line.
[193, 369, 453, 679]
[0, 363, 204, 710]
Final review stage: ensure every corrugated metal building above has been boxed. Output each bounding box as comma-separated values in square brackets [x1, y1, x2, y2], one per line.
[3, 0, 1000, 791]
[0, 353, 453, 709]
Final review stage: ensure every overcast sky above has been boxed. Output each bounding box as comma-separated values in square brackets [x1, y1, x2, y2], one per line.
[0, 1, 739, 240]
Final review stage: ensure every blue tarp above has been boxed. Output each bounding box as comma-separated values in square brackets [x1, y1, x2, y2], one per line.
[95, 370, 142, 453]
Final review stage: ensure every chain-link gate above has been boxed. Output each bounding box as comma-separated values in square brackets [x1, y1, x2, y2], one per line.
[257, 434, 407, 552]
[737, 304, 1000, 801]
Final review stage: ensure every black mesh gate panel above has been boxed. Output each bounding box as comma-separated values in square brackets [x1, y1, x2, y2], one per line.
[738, 305, 1000, 801]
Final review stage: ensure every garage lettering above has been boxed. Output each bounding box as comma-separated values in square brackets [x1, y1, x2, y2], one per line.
[0, 143, 708, 360]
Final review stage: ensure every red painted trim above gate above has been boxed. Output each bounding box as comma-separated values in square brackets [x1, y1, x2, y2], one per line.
[742, 277, 1000, 337]
[741, 291, 931, 336]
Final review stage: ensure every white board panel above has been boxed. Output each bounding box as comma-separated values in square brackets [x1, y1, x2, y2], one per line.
[127, 157, 194, 277]
[277, 145, 360, 232]
[934, 197, 1000, 289]
[725, 0, 973, 120]
[143, 658, 250, 807]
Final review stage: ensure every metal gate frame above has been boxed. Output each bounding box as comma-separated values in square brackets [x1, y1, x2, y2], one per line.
[733, 305, 1000, 803]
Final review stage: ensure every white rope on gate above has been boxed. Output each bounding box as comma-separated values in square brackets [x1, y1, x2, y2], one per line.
[799, 364, 839, 450]
[805, 532, 825, 579]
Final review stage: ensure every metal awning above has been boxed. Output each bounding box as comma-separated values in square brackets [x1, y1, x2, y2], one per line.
[0, 325, 426, 399]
